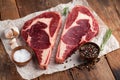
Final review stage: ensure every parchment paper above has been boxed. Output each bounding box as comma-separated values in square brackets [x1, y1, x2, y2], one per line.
[0, 0, 119, 79]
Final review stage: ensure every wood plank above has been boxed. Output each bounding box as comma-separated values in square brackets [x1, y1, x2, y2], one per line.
[0, 0, 25, 80]
[0, 39, 23, 80]
[1, 0, 119, 80]
[104, 0, 120, 79]
[0, 0, 2, 14]
[16, 0, 71, 17]
[39, 71, 73, 80]
[87, 0, 120, 80]
[106, 49, 120, 80]
[0, 40, 7, 80]
[114, 0, 120, 15]
[69, 0, 119, 80]
[1, 0, 19, 19]
[69, 57, 115, 80]
[87, 0, 120, 42]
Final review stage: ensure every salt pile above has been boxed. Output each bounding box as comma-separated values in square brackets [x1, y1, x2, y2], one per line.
[13, 49, 31, 62]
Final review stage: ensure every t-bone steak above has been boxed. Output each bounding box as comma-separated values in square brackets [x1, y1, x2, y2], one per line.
[21, 12, 61, 69]
[56, 6, 99, 63]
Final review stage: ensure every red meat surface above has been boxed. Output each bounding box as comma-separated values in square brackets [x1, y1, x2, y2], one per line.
[56, 6, 99, 63]
[21, 12, 61, 69]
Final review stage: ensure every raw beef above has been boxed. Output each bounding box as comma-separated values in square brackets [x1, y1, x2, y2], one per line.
[56, 6, 99, 63]
[21, 12, 61, 69]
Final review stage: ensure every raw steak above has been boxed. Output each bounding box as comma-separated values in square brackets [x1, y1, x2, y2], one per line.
[21, 12, 61, 69]
[56, 6, 99, 63]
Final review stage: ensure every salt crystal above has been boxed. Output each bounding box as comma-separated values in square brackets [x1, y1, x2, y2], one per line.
[14, 49, 31, 62]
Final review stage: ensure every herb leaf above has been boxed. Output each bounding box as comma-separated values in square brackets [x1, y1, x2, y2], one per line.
[63, 7, 69, 16]
[100, 29, 112, 51]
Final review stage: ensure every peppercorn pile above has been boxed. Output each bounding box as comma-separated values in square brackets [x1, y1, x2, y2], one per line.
[77, 42, 100, 71]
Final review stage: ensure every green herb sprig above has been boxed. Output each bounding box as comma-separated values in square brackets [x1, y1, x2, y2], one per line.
[100, 29, 112, 51]
[62, 7, 69, 16]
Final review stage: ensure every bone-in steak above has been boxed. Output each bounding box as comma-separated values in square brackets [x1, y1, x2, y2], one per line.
[56, 6, 99, 63]
[21, 12, 61, 69]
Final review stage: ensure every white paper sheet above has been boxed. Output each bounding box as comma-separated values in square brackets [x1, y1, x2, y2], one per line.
[0, 0, 119, 79]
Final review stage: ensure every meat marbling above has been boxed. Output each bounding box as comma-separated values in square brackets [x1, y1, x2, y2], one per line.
[21, 12, 61, 69]
[56, 6, 99, 63]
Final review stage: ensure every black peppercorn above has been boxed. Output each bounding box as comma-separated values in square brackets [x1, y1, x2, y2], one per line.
[77, 42, 100, 71]
[79, 42, 100, 61]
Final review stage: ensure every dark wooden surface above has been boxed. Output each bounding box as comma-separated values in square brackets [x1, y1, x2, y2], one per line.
[0, 0, 120, 80]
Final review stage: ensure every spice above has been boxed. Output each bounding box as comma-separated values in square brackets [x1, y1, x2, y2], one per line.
[14, 49, 31, 63]
[78, 42, 100, 71]
[65, 60, 68, 63]
[76, 58, 100, 71]
[79, 42, 100, 60]
[64, 66, 66, 68]
[12, 46, 32, 66]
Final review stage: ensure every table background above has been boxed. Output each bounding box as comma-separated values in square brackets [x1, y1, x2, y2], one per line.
[0, 0, 120, 80]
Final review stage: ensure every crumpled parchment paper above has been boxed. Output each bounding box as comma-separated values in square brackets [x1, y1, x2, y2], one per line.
[0, 0, 119, 79]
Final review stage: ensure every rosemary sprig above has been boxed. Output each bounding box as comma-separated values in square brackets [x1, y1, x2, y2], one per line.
[100, 29, 112, 51]
[62, 7, 69, 16]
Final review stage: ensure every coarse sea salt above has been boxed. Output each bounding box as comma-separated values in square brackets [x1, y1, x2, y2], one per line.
[14, 49, 31, 62]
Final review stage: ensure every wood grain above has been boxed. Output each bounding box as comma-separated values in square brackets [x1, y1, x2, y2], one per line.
[16, 0, 71, 17]
[106, 49, 120, 80]
[0, 39, 23, 80]
[0, 0, 23, 80]
[88, 0, 120, 41]
[0, 0, 120, 80]
[87, 0, 120, 80]
[39, 71, 73, 80]
[114, 0, 120, 16]
[70, 57, 115, 80]
[0, 0, 1, 20]
[1, 0, 19, 19]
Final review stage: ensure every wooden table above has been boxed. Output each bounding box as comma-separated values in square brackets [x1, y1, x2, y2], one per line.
[0, 0, 120, 80]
